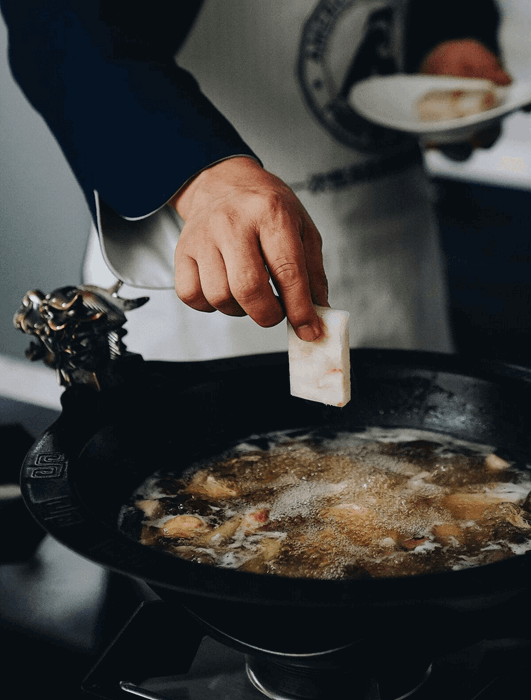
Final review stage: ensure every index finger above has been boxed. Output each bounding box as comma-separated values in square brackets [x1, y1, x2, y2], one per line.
[260, 221, 323, 342]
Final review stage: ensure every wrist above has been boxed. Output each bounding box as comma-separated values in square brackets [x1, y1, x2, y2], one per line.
[170, 156, 263, 220]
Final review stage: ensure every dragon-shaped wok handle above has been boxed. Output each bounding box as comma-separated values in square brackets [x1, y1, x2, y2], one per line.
[14, 281, 149, 390]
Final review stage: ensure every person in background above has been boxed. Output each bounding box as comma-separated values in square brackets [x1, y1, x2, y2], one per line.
[0, 1, 511, 361]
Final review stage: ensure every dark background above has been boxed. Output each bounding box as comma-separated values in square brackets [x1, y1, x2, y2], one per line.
[436, 178, 531, 368]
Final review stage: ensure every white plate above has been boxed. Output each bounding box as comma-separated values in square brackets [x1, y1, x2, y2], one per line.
[349, 75, 531, 144]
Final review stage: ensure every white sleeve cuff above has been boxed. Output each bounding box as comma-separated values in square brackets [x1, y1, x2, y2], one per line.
[94, 190, 180, 289]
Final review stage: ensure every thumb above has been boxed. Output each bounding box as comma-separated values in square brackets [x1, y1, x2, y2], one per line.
[489, 66, 512, 86]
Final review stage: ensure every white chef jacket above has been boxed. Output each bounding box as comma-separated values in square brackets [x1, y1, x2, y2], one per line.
[85, 0, 453, 361]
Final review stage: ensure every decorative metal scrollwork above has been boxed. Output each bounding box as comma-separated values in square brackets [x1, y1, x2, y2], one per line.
[14, 281, 148, 389]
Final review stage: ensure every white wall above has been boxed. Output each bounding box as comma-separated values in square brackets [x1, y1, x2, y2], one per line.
[498, 0, 531, 81]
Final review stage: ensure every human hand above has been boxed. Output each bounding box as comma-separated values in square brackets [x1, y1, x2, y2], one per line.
[419, 39, 512, 161]
[170, 157, 328, 342]
[419, 38, 511, 85]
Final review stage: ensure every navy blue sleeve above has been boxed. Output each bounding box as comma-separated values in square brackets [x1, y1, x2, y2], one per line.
[1, 1, 502, 220]
[0, 1, 258, 220]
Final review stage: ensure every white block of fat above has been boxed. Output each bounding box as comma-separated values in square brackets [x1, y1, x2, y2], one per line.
[287, 306, 351, 407]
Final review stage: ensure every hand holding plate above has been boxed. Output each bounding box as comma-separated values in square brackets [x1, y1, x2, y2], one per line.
[419, 39, 512, 160]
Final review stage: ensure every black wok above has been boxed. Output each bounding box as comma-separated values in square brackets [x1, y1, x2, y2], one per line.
[20, 350, 531, 655]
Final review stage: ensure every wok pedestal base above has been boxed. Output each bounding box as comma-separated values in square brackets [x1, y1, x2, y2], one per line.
[82, 599, 531, 700]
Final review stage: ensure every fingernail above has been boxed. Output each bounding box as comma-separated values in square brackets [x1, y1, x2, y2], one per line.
[296, 323, 319, 342]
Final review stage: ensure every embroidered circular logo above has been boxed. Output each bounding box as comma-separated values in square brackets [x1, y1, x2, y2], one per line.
[298, 0, 407, 152]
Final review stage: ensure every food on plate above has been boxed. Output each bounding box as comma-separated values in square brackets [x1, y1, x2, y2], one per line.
[119, 427, 531, 580]
[287, 305, 350, 407]
[416, 87, 499, 122]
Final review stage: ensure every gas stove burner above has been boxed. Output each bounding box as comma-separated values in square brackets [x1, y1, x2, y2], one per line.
[245, 649, 432, 700]
[243, 664, 431, 700]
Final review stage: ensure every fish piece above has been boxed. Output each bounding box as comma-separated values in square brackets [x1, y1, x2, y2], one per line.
[162, 515, 211, 538]
[417, 87, 498, 122]
[432, 523, 462, 546]
[287, 305, 350, 407]
[240, 508, 270, 533]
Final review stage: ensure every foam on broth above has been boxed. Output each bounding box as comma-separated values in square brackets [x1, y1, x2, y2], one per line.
[119, 427, 531, 579]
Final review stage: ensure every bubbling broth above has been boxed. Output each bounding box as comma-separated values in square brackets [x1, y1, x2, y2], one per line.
[119, 428, 531, 579]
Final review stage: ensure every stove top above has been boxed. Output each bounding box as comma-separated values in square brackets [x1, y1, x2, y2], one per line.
[93, 634, 531, 700]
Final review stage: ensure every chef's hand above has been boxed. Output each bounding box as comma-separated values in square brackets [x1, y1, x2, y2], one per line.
[170, 157, 328, 342]
[419, 39, 512, 161]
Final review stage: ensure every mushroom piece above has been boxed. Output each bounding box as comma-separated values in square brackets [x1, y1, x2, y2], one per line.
[396, 535, 430, 551]
[482, 502, 531, 531]
[136, 499, 162, 519]
[521, 491, 531, 514]
[239, 537, 283, 574]
[203, 516, 243, 545]
[140, 525, 160, 546]
[184, 472, 238, 499]
[441, 492, 505, 521]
